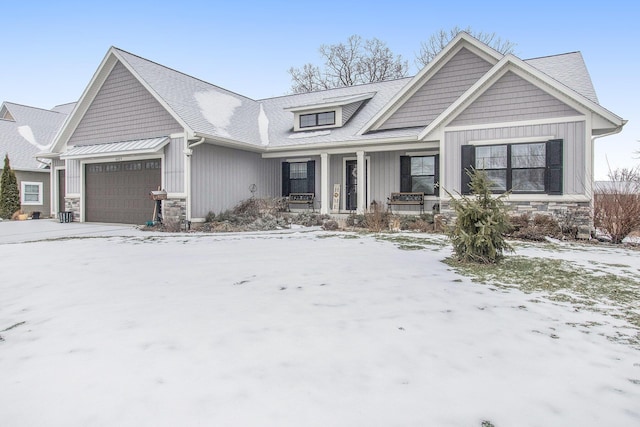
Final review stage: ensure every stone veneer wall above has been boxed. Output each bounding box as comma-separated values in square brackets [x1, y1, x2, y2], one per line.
[64, 197, 81, 221]
[163, 198, 187, 224]
[439, 200, 593, 239]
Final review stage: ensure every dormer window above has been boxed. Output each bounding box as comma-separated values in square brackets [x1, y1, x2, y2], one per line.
[300, 111, 335, 128]
[285, 92, 375, 132]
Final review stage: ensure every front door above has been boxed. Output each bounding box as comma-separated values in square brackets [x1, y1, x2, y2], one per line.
[58, 169, 65, 213]
[346, 160, 357, 211]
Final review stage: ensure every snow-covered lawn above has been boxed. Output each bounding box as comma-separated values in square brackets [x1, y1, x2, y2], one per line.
[1, 221, 639, 426]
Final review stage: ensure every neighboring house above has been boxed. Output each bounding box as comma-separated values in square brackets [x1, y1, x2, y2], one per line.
[0, 101, 74, 217]
[42, 33, 625, 228]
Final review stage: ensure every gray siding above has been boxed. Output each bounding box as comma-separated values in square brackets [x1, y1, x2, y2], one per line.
[444, 121, 587, 194]
[342, 101, 363, 125]
[379, 48, 493, 130]
[190, 144, 280, 217]
[15, 170, 51, 217]
[451, 71, 581, 126]
[164, 137, 185, 193]
[69, 61, 182, 146]
[67, 159, 81, 194]
[328, 152, 404, 210]
[51, 159, 65, 168]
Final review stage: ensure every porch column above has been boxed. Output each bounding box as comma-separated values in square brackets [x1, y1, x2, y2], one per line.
[320, 152, 330, 214]
[356, 150, 366, 214]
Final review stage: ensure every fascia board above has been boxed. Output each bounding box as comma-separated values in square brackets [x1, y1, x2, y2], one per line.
[284, 93, 375, 112]
[419, 55, 625, 140]
[192, 132, 265, 153]
[505, 55, 624, 127]
[357, 33, 503, 136]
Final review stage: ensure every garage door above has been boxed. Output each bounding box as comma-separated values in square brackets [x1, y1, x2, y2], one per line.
[85, 159, 161, 224]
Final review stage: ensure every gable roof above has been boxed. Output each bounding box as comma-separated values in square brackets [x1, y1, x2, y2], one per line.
[524, 52, 598, 104]
[50, 35, 624, 155]
[0, 102, 71, 169]
[417, 53, 624, 140]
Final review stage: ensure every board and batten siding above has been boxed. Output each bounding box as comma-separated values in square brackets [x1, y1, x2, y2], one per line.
[190, 144, 280, 218]
[163, 137, 185, 193]
[379, 47, 493, 130]
[444, 121, 587, 195]
[450, 71, 582, 127]
[51, 159, 65, 168]
[328, 152, 403, 210]
[68, 61, 182, 146]
[66, 159, 82, 194]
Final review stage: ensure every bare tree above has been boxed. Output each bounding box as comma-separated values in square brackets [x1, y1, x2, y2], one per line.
[594, 167, 640, 243]
[416, 26, 516, 68]
[289, 35, 409, 93]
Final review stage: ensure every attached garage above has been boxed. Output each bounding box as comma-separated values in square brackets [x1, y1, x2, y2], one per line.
[85, 159, 161, 224]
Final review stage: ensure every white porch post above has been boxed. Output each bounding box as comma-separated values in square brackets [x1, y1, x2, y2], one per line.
[356, 150, 366, 214]
[320, 152, 330, 214]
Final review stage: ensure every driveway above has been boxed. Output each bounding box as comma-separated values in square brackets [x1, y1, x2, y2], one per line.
[0, 218, 147, 244]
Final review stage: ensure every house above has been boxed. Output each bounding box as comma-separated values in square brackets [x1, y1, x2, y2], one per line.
[41, 33, 625, 229]
[1, 101, 74, 217]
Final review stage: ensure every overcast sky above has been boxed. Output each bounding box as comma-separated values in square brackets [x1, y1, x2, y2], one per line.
[1, 0, 637, 179]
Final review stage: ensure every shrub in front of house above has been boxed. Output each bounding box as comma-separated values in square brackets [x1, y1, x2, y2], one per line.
[448, 168, 513, 264]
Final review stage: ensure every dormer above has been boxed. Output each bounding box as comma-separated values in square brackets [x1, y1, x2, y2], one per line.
[285, 92, 374, 132]
[0, 105, 15, 121]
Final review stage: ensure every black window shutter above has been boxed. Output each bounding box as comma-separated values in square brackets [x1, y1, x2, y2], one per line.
[546, 139, 563, 195]
[460, 145, 475, 195]
[400, 156, 411, 192]
[433, 154, 440, 195]
[307, 160, 315, 194]
[281, 162, 290, 196]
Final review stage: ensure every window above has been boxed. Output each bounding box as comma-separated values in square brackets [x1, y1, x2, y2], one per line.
[400, 155, 439, 195]
[21, 181, 43, 205]
[300, 111, 335, 128]
[461, 139, 563, 195]
[282, 160, 315, 195]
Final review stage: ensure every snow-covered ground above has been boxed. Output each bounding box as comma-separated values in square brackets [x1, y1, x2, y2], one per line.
[1, 220, 639, 426]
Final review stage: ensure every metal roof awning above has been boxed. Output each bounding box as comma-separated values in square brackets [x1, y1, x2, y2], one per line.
[60, 136, 170, 160]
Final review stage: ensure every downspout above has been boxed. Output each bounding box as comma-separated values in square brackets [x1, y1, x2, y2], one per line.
[184, 137, 205, 221]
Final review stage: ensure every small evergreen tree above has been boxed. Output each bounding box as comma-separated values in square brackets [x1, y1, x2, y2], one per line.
[448, 168, 513, 264]
[1, 154, 21, 219]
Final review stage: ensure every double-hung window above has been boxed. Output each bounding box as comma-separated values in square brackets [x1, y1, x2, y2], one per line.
[21, 181, 43, 205]
[281, 160, 316, 195]
[400, 155, 439, 195]
[461, 139, 563, 195]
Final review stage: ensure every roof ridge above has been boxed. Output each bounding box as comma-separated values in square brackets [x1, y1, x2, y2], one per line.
[3, 101, 69, 115]
[525, 51, 582, 61]
[256, 76, 413, 102]
[112, 46, 258, 103]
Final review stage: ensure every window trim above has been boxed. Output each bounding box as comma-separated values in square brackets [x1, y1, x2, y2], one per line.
[462, 139, 563, 195]
[21, 181, 43, 205]
[299, 111, 336, 129]
[401, 154, 439, 196]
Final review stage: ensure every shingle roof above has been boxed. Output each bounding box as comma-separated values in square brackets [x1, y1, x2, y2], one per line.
[0, 102, 71, 169]
[108, 43, 605, 150]
[115, 49, 262, 147]
[525, 52, 599, 104]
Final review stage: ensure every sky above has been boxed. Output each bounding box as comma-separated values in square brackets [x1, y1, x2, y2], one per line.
[1, 0, 637, 179]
